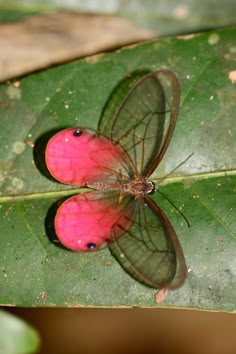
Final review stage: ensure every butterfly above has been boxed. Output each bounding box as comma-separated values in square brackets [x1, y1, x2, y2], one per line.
[45, 69, 187, 289]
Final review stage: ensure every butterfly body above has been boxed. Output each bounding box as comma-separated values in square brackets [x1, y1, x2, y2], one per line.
[87, 177, 155, 197]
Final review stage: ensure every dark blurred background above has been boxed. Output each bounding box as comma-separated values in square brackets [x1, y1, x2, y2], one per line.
[6, 307, 236, 354]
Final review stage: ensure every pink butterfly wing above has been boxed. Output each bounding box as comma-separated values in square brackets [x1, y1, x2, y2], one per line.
[46, 127, 135, 252]
[55, 191, 135, 252]
[45, 128, 131, 186]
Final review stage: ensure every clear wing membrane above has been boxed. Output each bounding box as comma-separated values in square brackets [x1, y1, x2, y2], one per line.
[108, 70, 180, 177]
[109, 195, 186, 289]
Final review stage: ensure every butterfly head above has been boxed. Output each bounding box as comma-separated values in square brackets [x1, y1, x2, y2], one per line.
[148, 181, 156, 195]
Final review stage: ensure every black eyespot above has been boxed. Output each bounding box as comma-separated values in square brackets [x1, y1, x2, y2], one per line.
[73, 129, 83, 137]
[87, 242, 96, 250]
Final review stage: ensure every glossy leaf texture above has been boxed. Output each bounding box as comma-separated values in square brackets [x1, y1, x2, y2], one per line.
[0, 28, 236, 309]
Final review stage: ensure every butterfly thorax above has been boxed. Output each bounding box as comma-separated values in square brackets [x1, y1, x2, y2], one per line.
[123, 179, 156, 196]
[87, 179, 156, 196]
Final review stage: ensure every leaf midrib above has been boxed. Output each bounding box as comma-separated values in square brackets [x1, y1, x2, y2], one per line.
[0, 169, 235, 202]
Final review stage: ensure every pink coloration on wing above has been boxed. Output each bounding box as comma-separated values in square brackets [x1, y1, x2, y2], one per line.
[55, 193, 131, 251]
[45, 128, 125, 186]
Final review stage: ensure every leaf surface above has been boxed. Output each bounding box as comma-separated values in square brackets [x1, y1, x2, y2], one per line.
[0, 28, 236, 309]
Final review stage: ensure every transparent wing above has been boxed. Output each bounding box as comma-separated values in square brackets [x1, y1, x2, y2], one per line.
[98, 70, 149, 137]
[109, 195, 187, 289]
[107, 69, 180, 177]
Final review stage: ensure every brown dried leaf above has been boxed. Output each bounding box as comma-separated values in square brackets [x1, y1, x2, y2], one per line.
[0, 11, 155, 82]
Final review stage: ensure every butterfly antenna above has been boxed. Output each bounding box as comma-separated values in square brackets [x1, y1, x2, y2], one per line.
[157, 153, 194, 185]
[156, 189, 190, 228]
[156, 153, 194, 228]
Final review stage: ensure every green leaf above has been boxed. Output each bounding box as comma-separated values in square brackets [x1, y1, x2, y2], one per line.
[0, 309, 40, 354]
[0, 27, 236, 309]
[0, 3, 53, 23]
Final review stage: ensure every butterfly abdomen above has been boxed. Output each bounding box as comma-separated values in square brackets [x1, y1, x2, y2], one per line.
[87, 179, 155, 196]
